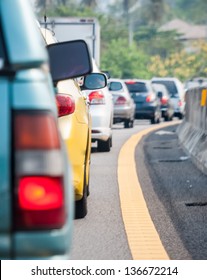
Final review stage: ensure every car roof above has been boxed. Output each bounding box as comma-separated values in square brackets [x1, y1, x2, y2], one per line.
[124, 78, 150, 84]
[151, 77, 181, 83]
[109, 78, 125, 83]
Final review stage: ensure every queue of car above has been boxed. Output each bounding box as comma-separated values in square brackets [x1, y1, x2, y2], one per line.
[0, 0, 187, 260]
[0, 0, 107, 260]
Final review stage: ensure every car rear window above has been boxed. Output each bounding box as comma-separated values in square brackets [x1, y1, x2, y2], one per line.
[125, 82, 147, 93]
[152, 81, 178, 97]
[108, 81, 123, 91]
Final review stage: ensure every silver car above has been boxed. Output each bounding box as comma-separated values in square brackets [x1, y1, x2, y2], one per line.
[108, 78, 135, 128]
[82, 59, 114, 152]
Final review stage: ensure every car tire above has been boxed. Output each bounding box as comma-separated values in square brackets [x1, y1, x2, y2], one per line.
[150, 116, 156, 124]
[164, 115, 169, 122]
[75, 176, 87, 219]
[179, 113, 183, 120]
[97, 139, 110, 152]
[124, 119, 131, 128]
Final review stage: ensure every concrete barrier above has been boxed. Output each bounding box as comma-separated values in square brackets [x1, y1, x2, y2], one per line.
[177, 86, 207, 175]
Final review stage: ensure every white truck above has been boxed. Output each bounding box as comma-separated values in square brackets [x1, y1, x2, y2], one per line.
[41, 17, 101, 67]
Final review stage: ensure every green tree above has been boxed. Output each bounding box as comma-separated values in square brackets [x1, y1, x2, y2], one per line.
[175, 0, 207, 24]
[134, 26, 183, 58]
[101, 38, 151, 79]
[80, 0, 97, 8]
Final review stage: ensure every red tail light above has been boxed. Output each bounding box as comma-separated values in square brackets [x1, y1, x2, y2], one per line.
[146, 93, 156, 103]
[88, 90, 105, 104]
[13, 111, 66, 230]
[56, 93, 75, 117]
[115, 96, 127, 105]
[15, 176, 65, 229]
[19, 177, 63, 210]
[178, 100, 182, 107]
[125, 80, 136, 84]
[14, 113, 60, 150]
[161, 96, 168, 105]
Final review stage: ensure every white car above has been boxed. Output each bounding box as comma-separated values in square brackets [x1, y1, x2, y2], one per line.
[151, 77, 185, 119]
[82, 59, 114, 152]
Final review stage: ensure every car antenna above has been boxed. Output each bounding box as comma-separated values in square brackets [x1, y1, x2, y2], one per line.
[44, 1, 47, 29]
[43, 2, 47, 39]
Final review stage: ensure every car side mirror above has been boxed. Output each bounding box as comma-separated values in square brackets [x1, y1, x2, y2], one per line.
[47, 40, 92, 83]
[81, 73, 107, 90]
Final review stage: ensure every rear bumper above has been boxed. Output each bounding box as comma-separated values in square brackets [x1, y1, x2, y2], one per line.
[91, 127, 111, 142]
[135, 106, 157, 119]
[113, 106, 133, 122]
[13, 221, 73, 259]
[90, 105, 112, 142]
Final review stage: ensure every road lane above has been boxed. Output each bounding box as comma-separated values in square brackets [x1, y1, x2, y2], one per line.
[70, 120, 150, 259]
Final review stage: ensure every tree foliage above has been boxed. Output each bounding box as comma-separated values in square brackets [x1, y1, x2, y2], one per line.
[101, 39, 150, 79]
[174, 0, 207, 24]
[33, 0, 207, 82]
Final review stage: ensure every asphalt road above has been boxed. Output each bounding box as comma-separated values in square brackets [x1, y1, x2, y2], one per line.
[70, 120, 207, 260]
[137, 124, 207, 260]
[70, 120, 150, 260]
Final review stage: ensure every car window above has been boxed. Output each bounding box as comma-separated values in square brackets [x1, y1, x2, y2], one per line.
[152, 80, 178, 97]
[125, 82, 148, 93]
[152, 84, 168, 96]
[108, 81, 123, 91]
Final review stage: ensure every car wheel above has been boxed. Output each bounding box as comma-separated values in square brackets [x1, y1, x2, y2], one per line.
[124, 119, 130, 128]
[75, 176, 87, 219]
[150, 116, 156, 124]
[164, 115, 169, 122]
[130, 119, 134, 128]
[179, 113, 183, 120]
[97, 139, 110, 152]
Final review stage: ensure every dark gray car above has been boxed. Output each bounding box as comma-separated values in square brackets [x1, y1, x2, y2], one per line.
[124, 79, 161, 124]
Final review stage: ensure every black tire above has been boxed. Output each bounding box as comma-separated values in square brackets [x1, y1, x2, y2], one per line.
[179, 113, 183, 120]
[75, 179, 87, 219]
[150, 116, 156, 124]
[124, 119, 130, 128]
[97, 139, 110, 152]
[164, 114, 169, 121]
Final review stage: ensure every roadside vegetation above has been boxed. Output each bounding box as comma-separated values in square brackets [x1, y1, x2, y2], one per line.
[34, 0, 207, 81]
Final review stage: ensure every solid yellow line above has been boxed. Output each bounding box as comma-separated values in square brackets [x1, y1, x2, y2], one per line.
[118, 121, 180, 260]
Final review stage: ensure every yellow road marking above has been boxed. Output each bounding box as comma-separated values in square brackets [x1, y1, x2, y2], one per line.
[118, 121, 181, 260]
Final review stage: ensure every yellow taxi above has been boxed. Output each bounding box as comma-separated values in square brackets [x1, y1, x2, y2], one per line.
[41, 28, 91, 218]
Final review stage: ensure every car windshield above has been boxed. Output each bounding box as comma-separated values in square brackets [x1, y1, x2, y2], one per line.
[125, 82, 147, 93]
[152, 81, 178, 97]
[108, 81, 123, 91]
